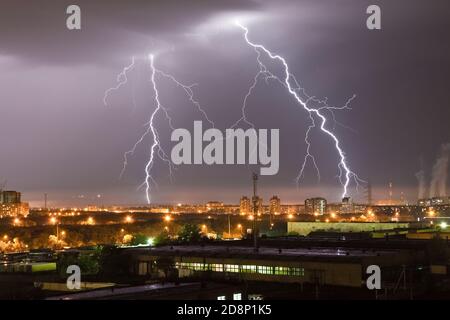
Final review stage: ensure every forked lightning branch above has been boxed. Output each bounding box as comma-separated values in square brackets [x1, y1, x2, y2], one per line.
[104, 22, 364, 204]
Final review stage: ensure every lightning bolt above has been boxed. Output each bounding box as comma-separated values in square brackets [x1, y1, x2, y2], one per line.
[141, 54, 164, 204]
[103, 56, 136, 106]
[154, 69, 215, 129]
[107, 55, 214, 203]
[236, 22, 364, 198]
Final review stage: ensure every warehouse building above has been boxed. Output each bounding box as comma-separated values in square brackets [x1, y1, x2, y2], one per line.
[124, 245, 424, 288]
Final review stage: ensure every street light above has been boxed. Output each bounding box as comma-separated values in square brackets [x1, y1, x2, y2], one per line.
[125, 215, 133, 223]
[49, 217, 59, 239]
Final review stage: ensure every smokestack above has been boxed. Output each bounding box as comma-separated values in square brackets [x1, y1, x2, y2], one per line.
[429, 143, 450, 198]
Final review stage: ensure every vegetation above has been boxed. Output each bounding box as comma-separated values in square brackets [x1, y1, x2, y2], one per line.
[130, 233, 148, 246]
[153, 231, 171, 246]
[177, 224, 202, 243]
[57, 247, 101, 277]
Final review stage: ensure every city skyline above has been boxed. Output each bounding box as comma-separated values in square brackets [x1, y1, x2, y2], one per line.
[1, 0, 450, 206]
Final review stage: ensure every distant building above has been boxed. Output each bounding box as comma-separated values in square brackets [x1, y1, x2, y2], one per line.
[1, 191, 21, 204]
[340, 197, 354, 214]
[418, 197, 450, 207]
[305, 197, 327, 215]
[206, 201, 224, 212]
[0, 190, 29, 217]
[252, 196, 263, 215]
[269, 196, 281, 215]
[286, 205, 302, 215]
[240, 197, 251, 215]
[240, 196, 263, 215]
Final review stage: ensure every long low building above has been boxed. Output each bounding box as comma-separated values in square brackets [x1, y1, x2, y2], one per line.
[123, 245, 425, 288]
[287, 222, 411, 236]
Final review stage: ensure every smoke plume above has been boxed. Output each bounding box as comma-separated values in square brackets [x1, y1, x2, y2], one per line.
[429, 143, 450, 198]
[415, 157, 427, 199]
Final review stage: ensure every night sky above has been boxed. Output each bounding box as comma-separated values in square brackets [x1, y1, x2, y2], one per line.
[0, 0, 449, 206]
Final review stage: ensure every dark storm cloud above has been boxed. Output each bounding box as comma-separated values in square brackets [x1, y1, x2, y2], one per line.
[1, 0, 450, 206]
[0, 0, 260, 66]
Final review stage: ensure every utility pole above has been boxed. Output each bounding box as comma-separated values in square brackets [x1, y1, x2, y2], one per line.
[252, 173, 258, 250]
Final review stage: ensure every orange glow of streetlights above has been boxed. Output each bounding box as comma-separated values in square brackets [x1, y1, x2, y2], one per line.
[288, 214, 294, 219]
[164, 215, 172, 222]
[87, 217, 95, 225]
[248, 215, 254, 221]
[13, 218, 21, 226]
[125, 215, 133, 223]
[49, 217, 57, 224]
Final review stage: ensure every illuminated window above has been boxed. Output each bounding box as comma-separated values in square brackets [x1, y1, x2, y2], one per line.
[192, 263, 205, 271]
[289, 267, 305, 276]
[217, 296, 226, 300]
[177, 262, 205, 271]
[240, 265, 257, 273]
[174, 262, 304, 277]
[233, 293, 242, 300]
[210, 264, 223, 272]
[224, 264, 239, 273]
[274, 266, 289, 275]
[257, 265, 273, 275]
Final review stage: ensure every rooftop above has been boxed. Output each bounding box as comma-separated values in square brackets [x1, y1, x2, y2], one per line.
[126, 244, 413, 263]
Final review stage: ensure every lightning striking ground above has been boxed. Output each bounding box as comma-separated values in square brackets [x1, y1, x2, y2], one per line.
[236, 22, 363, 198]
